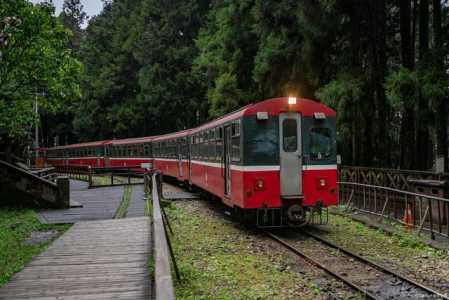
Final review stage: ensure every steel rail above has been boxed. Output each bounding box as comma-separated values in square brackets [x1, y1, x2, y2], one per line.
[265, 232, 379, 300]
[303, 230, 449, 300]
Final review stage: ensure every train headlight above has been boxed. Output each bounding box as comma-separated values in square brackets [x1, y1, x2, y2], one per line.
[288, 97, 297, 105]
[254, 179, 265, 191]
[317, 178, 327, 190]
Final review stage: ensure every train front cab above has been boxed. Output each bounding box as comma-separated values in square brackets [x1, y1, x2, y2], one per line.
[238, 98, 338, 227]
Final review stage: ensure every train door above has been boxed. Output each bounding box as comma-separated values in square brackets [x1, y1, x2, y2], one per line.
[224, 125, 232, 196]
[187, 136, 192, 182]
[178, 139, 183, 177]
[104, 146, 110, 167]
[279, 112, 302, 197]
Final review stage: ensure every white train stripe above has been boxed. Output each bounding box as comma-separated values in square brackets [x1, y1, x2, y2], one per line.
[109, 157, 151, 160]
[50, 156, 337, 172]
[154, 158, 179, 162]
[230, 165, 280, 172]
[190, 160, 221, 168]
[302, 164, 338, 170]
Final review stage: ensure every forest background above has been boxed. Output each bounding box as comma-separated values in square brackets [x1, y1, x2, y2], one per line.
[1, 0, 448, 170]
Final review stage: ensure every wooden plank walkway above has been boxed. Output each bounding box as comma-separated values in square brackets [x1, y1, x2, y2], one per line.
[127, 185, 146, 218]
[38, 181, 124, 224]
[0, 217, 152, 300]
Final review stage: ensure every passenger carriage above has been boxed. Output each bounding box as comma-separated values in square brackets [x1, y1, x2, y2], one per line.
[46, 140, 110, 167]
[42, 97, 338, 227]
[107, 136, 154, 168]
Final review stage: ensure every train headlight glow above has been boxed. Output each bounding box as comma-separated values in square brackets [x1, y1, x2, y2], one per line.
[317, 178, 327, 190]
[288, 97, 297, 105]
[254, 179, 265, 191]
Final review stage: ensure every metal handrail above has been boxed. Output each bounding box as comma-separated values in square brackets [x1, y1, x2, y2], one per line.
[338, 181, 449, 240]
[149, 171, 175, 300]
[339, 181, 449, 203]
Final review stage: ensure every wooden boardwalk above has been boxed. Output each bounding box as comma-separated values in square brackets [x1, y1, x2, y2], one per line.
[0, 217, 152, 300]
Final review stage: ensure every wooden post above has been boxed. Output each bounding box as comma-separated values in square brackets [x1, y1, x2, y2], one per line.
[56, 176, 70, 208]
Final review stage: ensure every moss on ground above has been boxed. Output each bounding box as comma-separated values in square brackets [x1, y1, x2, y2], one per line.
[0, 208, 70, 287]
[114, 185, 133, 218]
[166, 204, 323, 300]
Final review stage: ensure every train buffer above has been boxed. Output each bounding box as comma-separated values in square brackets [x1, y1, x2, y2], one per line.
[0, 217, 152, 300]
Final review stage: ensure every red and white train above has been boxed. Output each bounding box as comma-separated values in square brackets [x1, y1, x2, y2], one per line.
[43, 97, 338, 227]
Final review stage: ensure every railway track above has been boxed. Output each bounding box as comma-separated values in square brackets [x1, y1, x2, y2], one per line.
[266, 230, 449, 300]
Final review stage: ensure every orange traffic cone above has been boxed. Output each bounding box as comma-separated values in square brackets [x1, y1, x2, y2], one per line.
[403, 203, 414, 230]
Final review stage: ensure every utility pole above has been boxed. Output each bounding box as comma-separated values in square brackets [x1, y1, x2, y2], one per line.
[34, 88, 39, 159]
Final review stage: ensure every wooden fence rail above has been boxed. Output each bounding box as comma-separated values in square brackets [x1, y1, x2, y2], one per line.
[339, 166, 449, 191]
[144, 171, 176, 300]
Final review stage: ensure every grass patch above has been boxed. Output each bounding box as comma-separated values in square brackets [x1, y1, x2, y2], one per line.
[165, 203, 322, 299]
[114, 186, 133, 218]
[0, 208, 70, 287]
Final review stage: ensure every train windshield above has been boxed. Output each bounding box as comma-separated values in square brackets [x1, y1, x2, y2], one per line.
[310, 127, 332, 160]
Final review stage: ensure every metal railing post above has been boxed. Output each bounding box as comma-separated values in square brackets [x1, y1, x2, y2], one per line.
[338, 181, 449, 240]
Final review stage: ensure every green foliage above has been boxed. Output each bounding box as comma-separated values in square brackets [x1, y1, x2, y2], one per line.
[23, 0, 447, 170]
[207, 72, 242, 117]
[0, 0, 81, 141]
[316, 76, 364, 113]
[0, 208, 70, 286]
[316, 76, 365, 160]
[194, 0, 257, 118]
[59, 0, 87, 56]
[385, 68, 419, 110]
[419, 66, 448, 113]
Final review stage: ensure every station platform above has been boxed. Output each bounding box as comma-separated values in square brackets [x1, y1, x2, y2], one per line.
[0, 217, 152, 300]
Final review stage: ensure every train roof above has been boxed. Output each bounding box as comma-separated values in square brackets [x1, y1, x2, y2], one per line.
[48, 140, 111, 150]
[45, 97, 336, 148]
[190, 97, 336, 133]
[152, 129, 192, 142]
[110, 136, 155, 145]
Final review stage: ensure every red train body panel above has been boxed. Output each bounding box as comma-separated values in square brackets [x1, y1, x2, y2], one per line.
[42, 97, 338, 227]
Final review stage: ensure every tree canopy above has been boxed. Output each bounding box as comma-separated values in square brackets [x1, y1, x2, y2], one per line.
[1, 0, 448, 170]
[0, 0, 81, 156]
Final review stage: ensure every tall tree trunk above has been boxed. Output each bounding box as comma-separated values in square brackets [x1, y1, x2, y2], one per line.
[432, 0, 448, 171]
[415, 0, 431, 170]
[399, 0, 416, 169]
[400, 0, 414, 69]
[418, 0, 429, 59]
[348, 6, 362, 166]
[372, 0, 387, 167]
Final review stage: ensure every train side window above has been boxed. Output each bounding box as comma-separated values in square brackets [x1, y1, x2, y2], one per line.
[231, 121, 241, 162]
[309, 127, 332, 160]
[194, 135, 199, 159]
[232, 120, 240, 137]
[282, 119, 298, 152]
[191, 137, 194, 159]
[209, 130, 216, 161]
[217, 127, 223, 161]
